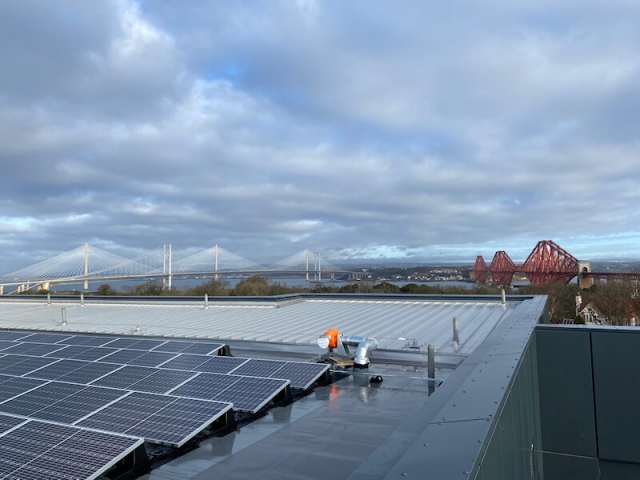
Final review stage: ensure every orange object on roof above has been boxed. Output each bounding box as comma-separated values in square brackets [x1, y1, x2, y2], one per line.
[322, 328, 341, 349]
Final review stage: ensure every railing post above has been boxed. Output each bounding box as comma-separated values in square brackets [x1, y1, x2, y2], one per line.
[47, 292, 51, 306]
[80, 292, 84, 306]
[204, 294, 209, 309]
[61, 308, 67, 326]
[453, 317, 459, 342]
[428, 343, 435, 395]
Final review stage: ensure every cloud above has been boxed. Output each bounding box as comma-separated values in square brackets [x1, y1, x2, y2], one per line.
[1, 0, 640, 274]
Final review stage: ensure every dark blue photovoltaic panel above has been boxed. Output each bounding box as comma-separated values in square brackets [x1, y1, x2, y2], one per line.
[127, 351, 177, 367]
[212, 376, 289, 412]
[229, 359, 287, 378]
[58, 334, 120, 347]
[90, 366, 157, 389]
[0, 340, 18, 351]
[193, 356, 249, 374]
[0, 382, 85, 417]
[0, 332, 30, 342]
[0, 354, 58, 376]
[77, 392, 232, 447]
[0, 342, 66, 356]
[25, 359, 91, 381]
[228, 358, 329, 389]
[19, 333, 73, 344]
[267, 362, 331, 390]
[158, 354, 210, 370]
[103, 338, 166, 350]
[99, 349, 149, 364]
[0, 413, 27, 434]
[102, 337, 140, 349]
[152, 341, 223, 355]
[0, 375, 46, 402]
[168, 373, 289, 413]
[45, 345, 119, 361]
[127, 369, 197, 394]
[168, 373, 239, 398]
[33, 386, 127, 424]
[55, 362, 121, 385]
[0, 382, 127, 424]
[0, 419, 143, 480]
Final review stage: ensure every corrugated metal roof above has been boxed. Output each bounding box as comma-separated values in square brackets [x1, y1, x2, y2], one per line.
[0, 297, 517, 357]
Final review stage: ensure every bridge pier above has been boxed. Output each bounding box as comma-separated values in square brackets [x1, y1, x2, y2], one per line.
[578, 262, 592, 290]
[37, 282, 51, 292]
[0, 285, 3, 295]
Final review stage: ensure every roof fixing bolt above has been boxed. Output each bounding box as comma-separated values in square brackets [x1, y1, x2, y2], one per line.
[401, 473, 408, 477]
[463, 470, 470, 475]
[423, 443, 429, 447]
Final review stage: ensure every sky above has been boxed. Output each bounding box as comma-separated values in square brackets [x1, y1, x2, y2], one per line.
[1, 0, 640, 273]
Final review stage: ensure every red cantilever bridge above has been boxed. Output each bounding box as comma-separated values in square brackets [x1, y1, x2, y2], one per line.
[472, 240, 639, 286]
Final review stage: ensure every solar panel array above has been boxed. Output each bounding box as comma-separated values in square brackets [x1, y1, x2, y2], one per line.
[0, 329, 331, 477]
[0, 413, 144, 480]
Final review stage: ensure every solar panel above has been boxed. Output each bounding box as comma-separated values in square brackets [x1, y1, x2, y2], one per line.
[0, 419, 143, 480]
[58, 334, 120, 347]
[56, 362, 122, 385]
[152, 340, 224, 355]
[104, 338, 167, 350]
[90, 365, 158, 389]
[167, 372, 239, 399]
[0, 382, 128, 424]
[0, 375, 46, 402]
[98, 348, 178, 367]
[77, 392, 233, 447]
[19, 333, 73, 344]
[194, 356, 249, 374]
[127, 368, 197, 394]
[45, 345, 119, 361]
[169, 373, 289, 413]
[127, 350, 177, 367]
[0, 342, 67, 356]
[267, 362, 331, 390]
[25, 359, 91, 381]
[0, 354, 59, 376]
[0, 412, 27, 434]
[158, 354, 211, 370]
[229, 358, 287, 378]
[0, 332, 31, 342]
[99, 348, 150, 364]
[0, 340, 18, 351]
[228, 359, 330, 389]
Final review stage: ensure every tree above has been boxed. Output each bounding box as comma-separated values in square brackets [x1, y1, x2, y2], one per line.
[133, 280, 165, 296]
[96, 284, 117, 295]
[232, 275, 270, 296]
[186, 278, 231, 296]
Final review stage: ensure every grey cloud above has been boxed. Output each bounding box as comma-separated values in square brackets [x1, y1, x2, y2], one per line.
[1, 0, 640, 273]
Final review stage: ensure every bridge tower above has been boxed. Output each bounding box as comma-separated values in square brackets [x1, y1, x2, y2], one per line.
[489, 251, 516, 286]
[163, 244, 172, 289]
[472, 256, 489, 283]
[84, 243, 89, 291]
[578, 261, 592, 290]
[521, 240, 579, 285]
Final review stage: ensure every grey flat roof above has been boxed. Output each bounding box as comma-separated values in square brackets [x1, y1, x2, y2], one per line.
[0, 295, 518, 361]
[0, 293, 548, 480]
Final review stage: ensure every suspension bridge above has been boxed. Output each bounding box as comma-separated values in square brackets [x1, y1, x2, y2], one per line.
[471, 240, 640, 287]
[0, 244, 347, 294]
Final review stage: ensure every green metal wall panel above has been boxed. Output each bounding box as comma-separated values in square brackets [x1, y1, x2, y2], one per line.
[591, 331, 640, 463]
[536, 329, 597, 457]
[599, 460, 640, 479]
[540, 452, 598, 480]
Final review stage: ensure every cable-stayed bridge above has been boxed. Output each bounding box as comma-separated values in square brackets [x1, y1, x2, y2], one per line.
[0, 244, 345, 294]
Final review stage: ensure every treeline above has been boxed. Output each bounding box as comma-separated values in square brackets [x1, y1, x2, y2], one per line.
[518, 279, 640, 325]
[92, 275, 502, 297]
